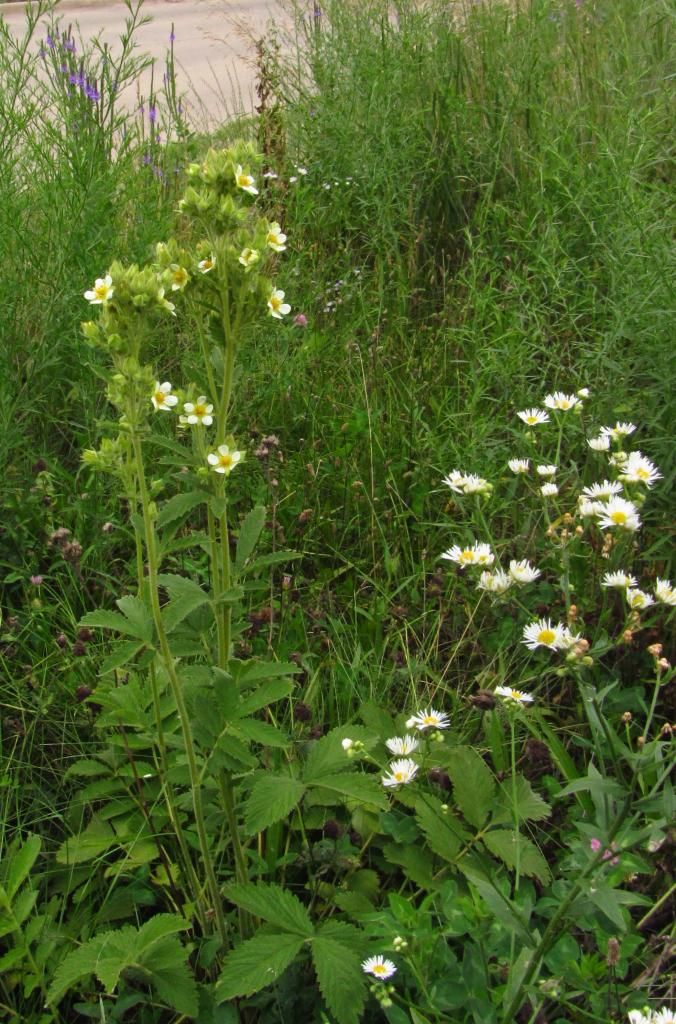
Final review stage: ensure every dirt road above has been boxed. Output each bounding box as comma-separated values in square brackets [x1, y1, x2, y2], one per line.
[1, 0, 287, 125]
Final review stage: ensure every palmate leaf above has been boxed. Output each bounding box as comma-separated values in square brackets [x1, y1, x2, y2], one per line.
[244, 775, 306, 834]
[311, 934, 367, 1024]
[216, 932, 306, 1000]
[224, 883, 313, 937]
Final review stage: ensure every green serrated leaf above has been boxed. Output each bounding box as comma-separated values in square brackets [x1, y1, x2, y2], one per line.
[156, 490, 208, 530]
[64, 760, 110, 780]
[216, 932, 305, 1000]
[115, 596, 154, 643]
[383, 843, 435, 888]
[308, 772, 388, 810]
[303, 727, 373, 782]
[235, 505, 266, 570]
[483, 829, 551, 884]
[224, 883, 313, 937]
[244, 776, 306, 834]
[415, 794, 469, 862]
[161, 589, 211, 634]
[99, 640, 147, 675]
[236, 678, 294, 717]
[137, 914, 191, 949]
[445, 746, 496, 829]
[56, 816, 117, 866]
[492, 775, 551, 826]
[1, 835, 40, 901]
[237, 661, 299, 689]
[311, 935, 367, 1024]
[79, 609, 147, 640]
[239, 550, 301, 575]
[234, 719, 290, 747]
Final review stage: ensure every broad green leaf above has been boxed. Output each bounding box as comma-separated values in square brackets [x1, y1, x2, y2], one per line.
[239, 550, 301, 575]
[483, 829, 551, 884]
[99, 640, 147, 675]
[137, 913, 191, 949]
[234, 719, 290, 747]
[156, 490, 208, 530]
[237, 661, 299, 689]
[63, 759, 112, 780]
[459, 865, 534, 945]
[444, 746, 496, 829]
[151, 958, 199, 1016]
[358, 701, 396, 737]
[217, 932, 305, 1000]
[308, 772, 388, 810]
[236, 678, 295, 717]
[79, 609, 147, 640]
[383, 843, 435, 888]
[235, 505, 266, 570]
[311, 935, 366, 1024]
[244, 776, 306, 834]
[56, 816, 117, 866]
[303, 727, 374, 782]
[161, 589, 211, 633]
[1, 835, 40, 901]
[115, 596, 154, 643]
[415, 794, 469, 862]
[4, 886, 37, 928]
[224, 883, 313, 937]
[492, 775, 551, 826]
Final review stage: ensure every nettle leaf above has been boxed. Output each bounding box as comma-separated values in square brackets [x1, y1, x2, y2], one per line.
[444, 746, 496, 829]
[156, 490, 208, 530]
[492, 775, 551, 826]
[483, 829, 551, 884]
[216, 932, 306, 1000]
[415, 794, 470, 862]
[235, 505, 266, 570]
[308, 772, 388, 810]
[224, 883, 313, 937]
[244, 776, 306, 834]
[311, 934, 367, 1024]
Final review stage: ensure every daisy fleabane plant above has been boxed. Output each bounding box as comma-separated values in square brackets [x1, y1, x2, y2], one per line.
[385, 735, 420, 755]
[406, 707, 450, 731]
[522, 618, 567, 651]
[517, 408, 549, 427]
[362, 956, 397, 980]
[495, 685, 534, 705]
[544, 391, 580, 412]
[382, 758, 419, 788]
[441, 541, 494, 568]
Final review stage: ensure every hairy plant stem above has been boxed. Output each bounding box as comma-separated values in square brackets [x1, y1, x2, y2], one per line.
[131, 429, 228, 947]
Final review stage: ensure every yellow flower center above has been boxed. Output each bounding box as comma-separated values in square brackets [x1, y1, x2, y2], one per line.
[203, 259, 213, 270]
[194, 403, 207, 418]
[460, 549, 475, 562]
[237, 174, 252, 188]
[525, 415, 537, 424]
[537, 629, 556, 645]
[422, 715, 437, 726]
[270, 296, 281, 311]
[173, 268, 187, 285]
[510, 690, 522, 700]
[154, 391, 166, 406]
[372, 965, 388, 976]
[394, 772, 405, 782]
[219, 453, 234, 469]
[610, 511, 627, 525]
[95, 284, 108, 299]
[636, 467, 649, 479]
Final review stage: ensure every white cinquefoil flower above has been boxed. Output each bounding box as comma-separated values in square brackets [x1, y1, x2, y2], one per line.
[239, 248, 260, 271]
[362, 955, 397, 980]
[509, 559, 541, 584]
[477, 570, 512, 594]
[151, 381, 178, 412]
[198, 256, 216, 273]
[620, 451, 662, 488]
[596, 496, 641, 532]
[207, 444, 243, 475]
[406, 707, 450, 731]
[626, 589, 655, 611]
[441, 542, 494, 569]
[385, 735, 420, 755]
[654, 578, 676, 606]
[602, 571, 638, 589]
[182, 397, 213, 426]
[267, 289, 291, 318]
[495, 685, 534, 705]
[544, 392, 579, 412]
[580, 480, 623, 500]
[234, 164, 258, 195]
[522, 618, 566, 651]
[84, 274, 114, 305]
[508, 459, 530, 474]
[266, 222, 287, 252]
[588, 434, 611, 451]
[382, 758, 419, 788]
[517, 408, 549, 427]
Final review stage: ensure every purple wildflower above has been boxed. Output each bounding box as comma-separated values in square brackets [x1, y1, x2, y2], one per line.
[60, 64, 68, 74]
[142, 152, 152, 165]
[148, 105, 157, 124]
[62, 36, 76, 53]
[169, 28, 176, 42]
[85, 83, 100, 102]
[30, 575, 44, 586]
[46, 34, 55, 48]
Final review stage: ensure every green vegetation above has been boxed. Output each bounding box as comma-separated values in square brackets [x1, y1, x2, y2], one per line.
[0, 0, 673, 1022]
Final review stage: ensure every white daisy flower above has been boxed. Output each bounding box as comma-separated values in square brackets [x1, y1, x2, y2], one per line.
[266, 222, 287, 252]
[477, 570, 512, 594]
[517, 408, 549, 427]
[460, 474, 491, 494]
[536, 465, 557, 477]
[653, 1010, 676, 1024]
[182, 397, 213, 426]
[578, 498, 605, 518]
[362, 955, 397, 980]
[600, 422, 636, 441]
[626, 589, 655, 611]
[84, 274, 113, 305]
[654, 578, 676, 606]
[151, 381, 178, 412]
[620, 451, 662, 488]
[495, 685, 534, 705]
[385, 735, 420, 755]
[522, 618, 566, 651]
[207, 444, 243, 475]
[588, 435, 611, 451]
[405, 707, 450, 731]
[442, 470, 468, 492]
[601, 571, 638, 589]
[544, 392, 579, 412]
[239, 248, 260, 271]
[596, 497, 641, 532]
[508, 459, 530, 474]
[441, 542, 494, 569]
[509, 559, 541, 584]
[234, 164, 258, 195]
[382, 758, 419, 788]
[267, 289, 291, 319]
[627, 1012, 650, 1024]
[540, 483, 559, 497]
[580, 480, 623, 500]
[198, 256, 216, 274]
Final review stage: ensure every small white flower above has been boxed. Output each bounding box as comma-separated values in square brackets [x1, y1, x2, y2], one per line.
[382, 758, 419, 788]
[559, 627, 583, 650]
[263, 170, 278, 179]
[517, 408, 549, 427]
[508, 459, 530, 474]
[266, 222, 287, 252]
[182, 397, 213, 426]
[385, 735, 420, 755]
[495, 685, 534, 705]
[362, 955, 397, 980]
[235, 164, 258, 195]
[289, 175, 298, 184]
[296, 166, 308, 175]
[341, 738, 354, 750]
[540, 483, 559, 497]
[655, 578, 676, 606]
[602, 571, 638, 589]
[477, 570, 513, 594]
[442, 470, 468, 492]
[84, 274, 113, 304]
[522, 618, 566, 651]
[588, 435, 611, 451]
[207, 444, 243, 475]
[441, 542, 494, 569]
[544, 392, 579, 412]
[578, 498, 605, 518]
[151, 381, 178, 412]
[626, 589, 655, 611]
[267, 289, 291, 318]
[620, 451, 662, 488]
[406, 707, 450, 731]
[653, 1009, 676, 1024]
[580, 480, 623, 500]
[460, 474, 491, 494]
[627, 1012, 651, 1024]
[239, 248, 260, 271]
[537, 464, 557, 477]
[169, 264, 189, 291]
[509, 559, 541, 584]
[600, 422, 636, 441]
[577, 388, 590, 398]
[596, 496, 641, 532]
[198, 256, 216, 273]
